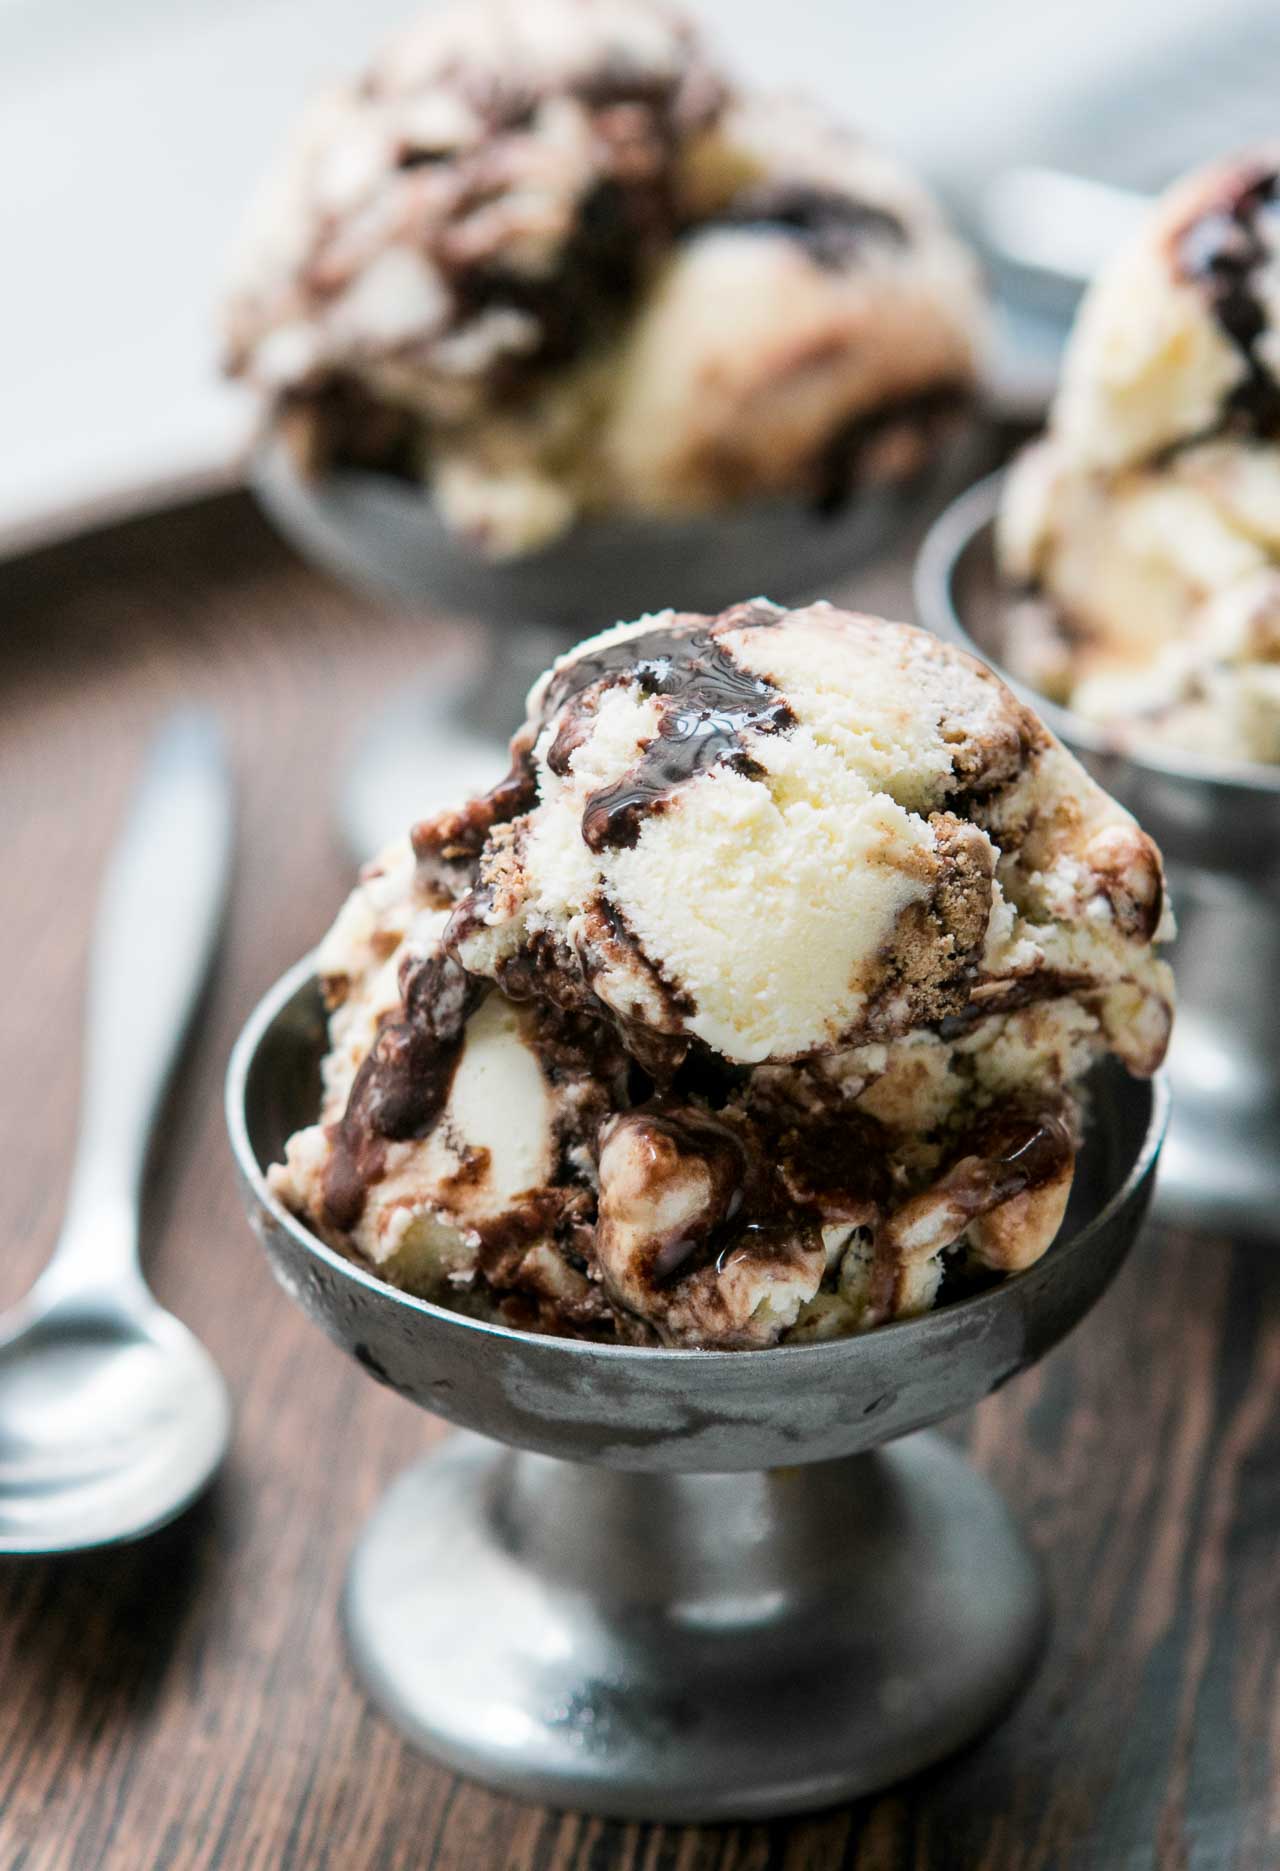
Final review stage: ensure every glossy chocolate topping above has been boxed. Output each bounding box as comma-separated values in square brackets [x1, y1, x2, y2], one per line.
[605, 1101, 826, 1305]
[634, 1107, 749, 1283]
[1176, 168, 1280, 436]
[709, 183, 906, 271]
[934, 968, 1095, 1039]
[772, 1105, 890, 1221]
[541, 601, 796, 848]
[411, 741, 537, 901]
[323, 952, 484, 1230]
[945, 1106, 1075, 1216]
[812, 381, 968, 513]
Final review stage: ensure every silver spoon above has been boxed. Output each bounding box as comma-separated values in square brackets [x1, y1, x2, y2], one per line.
[0, 710, 234, 1553]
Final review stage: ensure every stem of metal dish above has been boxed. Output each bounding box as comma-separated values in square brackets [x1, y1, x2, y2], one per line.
[343, 1430, 1045, 1821]
[1156, 870, 1280, 1233]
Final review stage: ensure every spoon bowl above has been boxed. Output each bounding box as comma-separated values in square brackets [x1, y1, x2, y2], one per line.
[0, 1292, 230, 1553]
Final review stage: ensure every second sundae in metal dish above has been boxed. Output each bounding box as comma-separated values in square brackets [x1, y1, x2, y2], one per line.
[998, 148, 1280, 767]
[918, 147, 1280, 1236]
[224, 0, 984, 563]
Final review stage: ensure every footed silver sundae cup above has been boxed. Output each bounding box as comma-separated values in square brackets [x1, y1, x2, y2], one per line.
[226, 959, 1167, 1821]
[916, 473, 1280, 1239]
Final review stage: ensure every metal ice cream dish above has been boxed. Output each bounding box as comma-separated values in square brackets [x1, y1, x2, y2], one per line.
[916, 471, 1280, 1238]
[227, 956, 1166, 1820]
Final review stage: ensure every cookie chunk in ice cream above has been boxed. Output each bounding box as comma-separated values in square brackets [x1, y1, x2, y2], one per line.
[999, 148, 1280, 764]
[269, 602, 1173, 1348]
[224, 0, 983, 557]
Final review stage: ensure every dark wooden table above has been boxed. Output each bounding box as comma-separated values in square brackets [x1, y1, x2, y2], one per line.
[1, 491, 1277, 1871]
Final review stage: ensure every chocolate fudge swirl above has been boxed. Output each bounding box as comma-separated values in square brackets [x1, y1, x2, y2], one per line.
[1176, 166, 1280, 437]
[541, 600, 797, 849]
[611, 1103, 824, 1293]
[944, 1106, 1075, 1215]
[411, 740, 538, 902]
[709, 183, 906, 272]
[812, 380, 970, 514]
[633, 1108, 749, 1283]
[324, 953, 485, 1230]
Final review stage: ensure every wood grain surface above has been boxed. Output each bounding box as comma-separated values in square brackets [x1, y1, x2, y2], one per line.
[0, 493, 1276, 1871]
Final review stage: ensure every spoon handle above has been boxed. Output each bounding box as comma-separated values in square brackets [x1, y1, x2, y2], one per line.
[49, 710, 234, 1297]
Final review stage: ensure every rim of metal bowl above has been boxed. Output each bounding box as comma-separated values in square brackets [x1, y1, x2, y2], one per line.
[253, 422, 975, 554]
[914, 469, 1280, 799]
[226, 956, 1170, 1365]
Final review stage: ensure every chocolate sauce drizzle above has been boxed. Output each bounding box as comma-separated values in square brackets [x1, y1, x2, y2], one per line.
[933, 967, 1094, 1040]
[451, 177, 660, 381]
[323, 953, 484, 1231]
[709, 183, 906, 272]
[541, 602, 796, 849]
[945, 1106, 1074, 1218]
[812, 381, 969, 514]
[632, 1108, 750, 1284]
[326, 605, 798, 1227]
[410, 740, 537, 899]
[617, 1103, 824, 1301]
[1176, 169, 1280, 438]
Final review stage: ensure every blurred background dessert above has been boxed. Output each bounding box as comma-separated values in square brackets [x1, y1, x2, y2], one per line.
[919, 142, 1280, 1248]
[223, 0, 984, 559]
[221, 0, 993, 866]
[270, 602, 1173, 1349]
[998, 149, 1280, 764]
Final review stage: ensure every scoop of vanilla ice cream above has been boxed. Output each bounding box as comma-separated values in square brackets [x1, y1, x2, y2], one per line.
[273, 988, 565, 1298]
[226, 0, 719, 400]
[448, 602, 1172, 1069]
[1043, 152, 1280, 473]
[999, 149, 1280, 762]
[225, 0, 722, 533]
